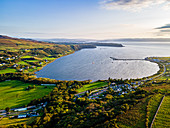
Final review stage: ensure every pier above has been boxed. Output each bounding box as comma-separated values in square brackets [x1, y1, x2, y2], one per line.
[110, 57, 146, 61]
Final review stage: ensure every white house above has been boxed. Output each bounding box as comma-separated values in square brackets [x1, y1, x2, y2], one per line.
[18, 115, 27, 118]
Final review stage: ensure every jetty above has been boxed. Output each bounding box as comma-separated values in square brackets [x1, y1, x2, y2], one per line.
[110, 57, 146, 61]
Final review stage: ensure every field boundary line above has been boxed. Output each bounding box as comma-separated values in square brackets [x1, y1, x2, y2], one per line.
[150, 95, 165, 128]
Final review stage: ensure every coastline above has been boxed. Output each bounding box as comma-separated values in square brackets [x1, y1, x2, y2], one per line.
[35, 52, 165, 82]
[33, 51, 76, 75]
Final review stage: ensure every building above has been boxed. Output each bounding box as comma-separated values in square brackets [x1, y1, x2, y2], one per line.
[18, 115, 27, 118]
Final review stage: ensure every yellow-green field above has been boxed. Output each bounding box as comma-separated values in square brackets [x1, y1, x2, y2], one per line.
[147, 94, 163, 127]
[76, 81, 108, 93]
[0, 80, 54, 109]
[153, 95, 170, 128]
[0, 117, 36, 127]
[0, 68, 17, 74]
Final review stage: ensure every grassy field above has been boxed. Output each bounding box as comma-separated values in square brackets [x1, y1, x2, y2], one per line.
[0, 117, 36, 127]
[17, 61, 29, 65]
[117, 97, 149, 128]
[147, 94, 163, 127]
[25, 60, 40, 62]
[43, 57, 56, 61]
[76, 81, 108, 93]
[21, 56, 34, 59]
[0, 80, 54, 109]
[153, 95, 170, 128]
[0, 68, 17, 74]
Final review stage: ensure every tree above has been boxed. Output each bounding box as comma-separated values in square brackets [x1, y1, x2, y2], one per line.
[5, 107, 10, 114]
[33, 85, 36, 88]
[44, 108, 47, 114]
[105, 94, 113, 100]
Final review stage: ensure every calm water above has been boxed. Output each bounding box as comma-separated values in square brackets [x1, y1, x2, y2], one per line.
[36, 42, 170, 81]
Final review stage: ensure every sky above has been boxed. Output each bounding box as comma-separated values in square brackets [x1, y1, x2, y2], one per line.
[0, 0, 170, 39]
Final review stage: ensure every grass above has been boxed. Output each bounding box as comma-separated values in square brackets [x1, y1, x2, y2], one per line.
[0, 80, 54, 109]
[117, 97, 149, 128]
[17, 61, 29, 65]
[21, 56, 34, 59]
[158, 75, 170, 80]
[152, 95, 170, 128]
[0, 117, 36, 126]
[43, 57, 56, 61]
[143, 85, 170, 94]
[25, 60, 39, 62]
[147, 94, 163, 127]
[0, 68, 17, 74]
[76, 82, 108, 93]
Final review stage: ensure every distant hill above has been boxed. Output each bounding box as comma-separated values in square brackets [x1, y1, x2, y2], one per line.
[92, 43, 123, 47]
[35, 38, 95, 43]
[101, 38, 170, 42]
[0, 35, 53, 49]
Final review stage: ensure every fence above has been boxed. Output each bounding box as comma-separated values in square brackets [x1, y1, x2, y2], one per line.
[150, 95, 165, 128]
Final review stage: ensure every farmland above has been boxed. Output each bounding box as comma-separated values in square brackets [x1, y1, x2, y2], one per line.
[0, 117, 36, 127]
[0, 80, 54, 109]
[0, 68, 17, 74]
[76, 81, 108, 93]
[117, 97, 149, 128]
[0, 35, 169, 127]
[0, 35, 78, 74]
[153, 95, 170, 128]
[146, 94, 163, 127]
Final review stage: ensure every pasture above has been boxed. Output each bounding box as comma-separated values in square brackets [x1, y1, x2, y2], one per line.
[76, 81, 108, 93]
[153, 95, 170, 128]
[0, 80, 54, 109]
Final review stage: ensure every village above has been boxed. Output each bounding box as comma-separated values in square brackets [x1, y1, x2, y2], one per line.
[0, 102, 47, 120]
[0, 48, 58, 74]
[75, 82, 139, 100]
[75, 57, 168, 100]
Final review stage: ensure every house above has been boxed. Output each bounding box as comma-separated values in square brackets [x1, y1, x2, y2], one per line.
[31, 66, 36, 68]
[14, 107, 27, 112]
[13, 64, 18, 68]
[18, 115, 27, 118]
[117, 88, 122, 92]
[110, 82, 116, 86]
[29, 112, 38, 117]
[27, 105, 36, 110]
[6, 58, 10, 60]
[153, 59, 160, 62]
[134, 86, 138, 89]
[25, 66, 29, 69]
[43, 102, 48, 107]
[41, 84, 56, 86]
[131, 82, 136, 85]
[19, 69, 23, 71]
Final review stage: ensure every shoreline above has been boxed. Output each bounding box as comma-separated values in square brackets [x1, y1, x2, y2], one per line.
[35, 52, 165, 82]
[33, 51, 75, 75]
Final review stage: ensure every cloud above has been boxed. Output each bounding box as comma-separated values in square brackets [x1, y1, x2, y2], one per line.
[155, 23, 170, 36]
[101, 0, 170, 11]
[160, 30, 170, 32]
[156, 24, 170, 29]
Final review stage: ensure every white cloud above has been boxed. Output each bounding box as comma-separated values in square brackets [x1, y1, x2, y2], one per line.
[156, 24, 170, 29]
[155, 23, 170, 37]
[101, 0, 170, 11]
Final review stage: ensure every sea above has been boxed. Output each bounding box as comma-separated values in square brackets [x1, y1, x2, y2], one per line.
[36, 42, 170, 81]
